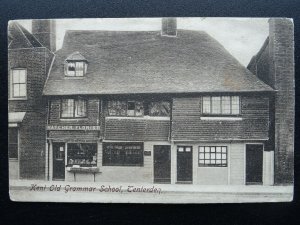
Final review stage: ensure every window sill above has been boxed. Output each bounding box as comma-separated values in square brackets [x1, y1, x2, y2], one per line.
[200, 117, 242, 121]
[64, 76, 84, 79]
[66, 166, 99, 173]
[106, 116, 170, 121]
[8, 98, 27, 101]
[60, 118, 88, 121]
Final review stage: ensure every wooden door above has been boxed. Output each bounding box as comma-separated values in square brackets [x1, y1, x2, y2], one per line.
[246, 144, 263, 184]
[154, 145, 171, 183]
[177, 146, 193, 183]
[53, 143, 65, 180]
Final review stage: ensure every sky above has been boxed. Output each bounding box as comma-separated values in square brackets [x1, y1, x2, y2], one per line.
[17, 18, 269, 66]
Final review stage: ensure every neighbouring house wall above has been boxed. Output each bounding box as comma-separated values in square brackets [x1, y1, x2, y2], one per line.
[270, 18, 294, 184]
[248, 18, 294, 184]
[8, 48, 54, 179]
[171, 95, 270, 141]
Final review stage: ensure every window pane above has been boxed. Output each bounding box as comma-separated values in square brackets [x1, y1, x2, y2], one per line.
[205, 153, 210, 159]
[199, 160, 204, 164]
[75, 99, 87, 117]
[216, 147, 221, 152]
[127, 101, 135, 116]
[199, 153, 204, 159]
[216, 153, 221, 159]
[8, 128, 18, 159]
[185, 147, 191, 152]
[221, 147, 227, 153]
[231, 96, 240, 114]
[211, 97, 221, 114]
[135, 101, 144, 116]
[19, 70, 26, 83]
[178, 147, 184, 152]
[149, 101, 170, 116]
[61, 99, 74, 117]
[103, 143, 143, 166]
[216, 160, 221, 164]
[67, 143, 97, 166]
[221, 96, 231, 114]
[13, 84, 20, 97]
[211, 147, 215, 152]
[12, 70, 20, 83]
[67, 62, 75, 76]
[211, 153, 216, 159]
[205, 147, 210, 152]
[202, 97, 211, 114]
[19, 84, 26, 97]
[76, 62, 84, 76]
[199, 147, 204, 152]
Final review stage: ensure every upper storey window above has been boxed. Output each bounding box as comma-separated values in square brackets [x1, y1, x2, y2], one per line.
[202, 96, 240, 115]
[65, 52, 88, 77]
[11, 69, 27, 99]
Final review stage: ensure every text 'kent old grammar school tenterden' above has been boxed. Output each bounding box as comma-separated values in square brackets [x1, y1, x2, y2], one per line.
[8, 18, 294, 186]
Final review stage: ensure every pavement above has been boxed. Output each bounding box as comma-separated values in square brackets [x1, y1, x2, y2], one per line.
[9, 180, 293, 203]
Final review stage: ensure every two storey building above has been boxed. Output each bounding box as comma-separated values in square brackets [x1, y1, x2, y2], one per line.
[42, 18, 277, 185]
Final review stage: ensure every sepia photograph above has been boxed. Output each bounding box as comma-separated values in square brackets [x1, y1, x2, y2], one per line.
[8, 17, 294, 203]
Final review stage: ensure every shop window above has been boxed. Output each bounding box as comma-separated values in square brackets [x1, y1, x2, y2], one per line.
[198, 146, 227, 167]
[11, 69, 27, 99]
[108, 101, 144, 117]
[149, 101, 170, 116]
[202, 96, 240, 115]
[103, 142, 144, 166]
[8, 128, 18, 159]
[61, 98, 87, 118]
[67, 143, 97, 167]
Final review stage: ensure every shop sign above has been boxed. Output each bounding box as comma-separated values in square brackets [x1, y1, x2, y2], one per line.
[47, 125, 101, 131]
[144, 151, 151, 156]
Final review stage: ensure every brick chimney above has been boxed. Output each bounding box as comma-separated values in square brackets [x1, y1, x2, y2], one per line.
[32, 19, 56, 52]
[247, 18, 294, 184]
[161, 18, 177, 36]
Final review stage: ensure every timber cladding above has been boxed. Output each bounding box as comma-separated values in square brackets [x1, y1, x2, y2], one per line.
[171, 96, 270, 141]
[105, 118, 170, 141]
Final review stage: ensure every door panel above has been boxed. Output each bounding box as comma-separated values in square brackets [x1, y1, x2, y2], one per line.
[177, 146, 193, 183]
[154, 145, 171, 183]
[246, 144, 263, 184]
[53, 143, 65, 180]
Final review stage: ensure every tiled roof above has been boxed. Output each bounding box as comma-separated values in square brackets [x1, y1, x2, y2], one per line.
[66, 51, 87, 61]
[8, 22, 43, 49]
[43, 29, 273, 95]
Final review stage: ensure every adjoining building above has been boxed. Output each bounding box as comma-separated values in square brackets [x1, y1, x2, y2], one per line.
[8, 20, 55, 179]
[8, 18, 294, 186]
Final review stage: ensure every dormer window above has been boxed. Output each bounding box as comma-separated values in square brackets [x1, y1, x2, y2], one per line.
[65, 52, 87, 77]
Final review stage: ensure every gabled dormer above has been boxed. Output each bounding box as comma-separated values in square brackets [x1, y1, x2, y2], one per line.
[64, 52, 88, 77]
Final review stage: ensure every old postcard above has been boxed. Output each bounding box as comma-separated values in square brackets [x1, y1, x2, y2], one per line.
[8, 17, 294, 203]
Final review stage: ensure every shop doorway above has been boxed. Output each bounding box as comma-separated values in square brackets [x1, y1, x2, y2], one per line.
[53, 142, 65, 180]
[177, 146, 193, 183]
[154, 145, 171, 183]
[246, 144, 263, 185]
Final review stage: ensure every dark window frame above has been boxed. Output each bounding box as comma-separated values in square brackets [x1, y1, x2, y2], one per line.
[202, 96, 241, 116]
[103, 142, 144, 167]
[60, 97, 88, 119]
[67, 143, 97, 167]
[65, 60, 87, 77]
[107, 100, 144, 117]
[8, 128, 18, 159]
[198, 146, 228, 167]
